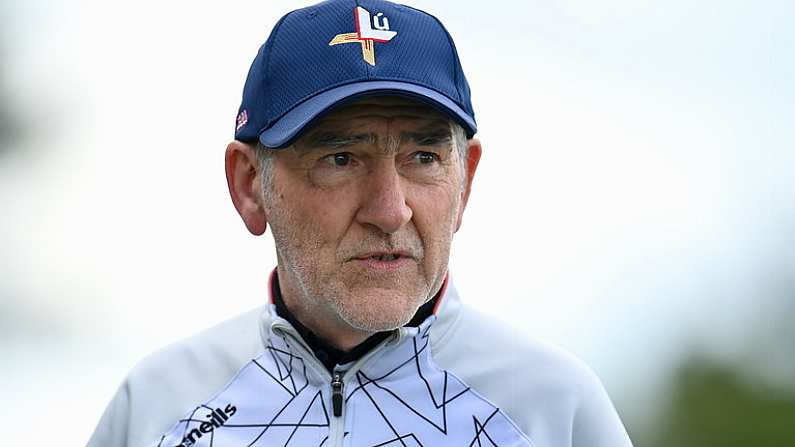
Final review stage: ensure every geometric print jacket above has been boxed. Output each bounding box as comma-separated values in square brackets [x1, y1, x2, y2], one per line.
[153, 312, 533, 447]
[88, 277, 633, 447]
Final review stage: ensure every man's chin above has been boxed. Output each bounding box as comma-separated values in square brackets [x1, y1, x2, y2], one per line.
[335, 287, 426, 333]
[339, 264, 428, 296]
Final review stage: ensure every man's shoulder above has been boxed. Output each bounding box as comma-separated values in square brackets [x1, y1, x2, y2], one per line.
[433, 302, 600, 396]
[128, 305, 267, 386]
[431, 300, 631, 446]
[88, 306, 269, 447]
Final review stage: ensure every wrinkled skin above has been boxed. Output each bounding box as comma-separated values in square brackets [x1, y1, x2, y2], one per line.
[226, 97, 481, 350]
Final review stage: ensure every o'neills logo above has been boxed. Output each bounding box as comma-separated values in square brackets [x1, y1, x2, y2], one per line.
[174, 403, 237, 447]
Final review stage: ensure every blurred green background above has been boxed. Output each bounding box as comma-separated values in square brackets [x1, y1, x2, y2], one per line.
[650, 357, 795, 447]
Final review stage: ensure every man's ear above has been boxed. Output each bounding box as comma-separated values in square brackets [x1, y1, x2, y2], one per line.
[225, 140, 268, 235]
[455, 138, 482, 232]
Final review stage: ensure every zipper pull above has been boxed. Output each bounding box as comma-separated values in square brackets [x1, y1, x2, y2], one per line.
[331, 373, 344, 417]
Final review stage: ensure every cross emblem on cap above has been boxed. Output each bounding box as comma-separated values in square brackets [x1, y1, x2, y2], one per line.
[329, 7, 398, 66]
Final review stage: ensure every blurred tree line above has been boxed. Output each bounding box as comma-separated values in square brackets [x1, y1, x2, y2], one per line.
[647, 357, 795, 447]
[1, 10, 23, 153]
[641, 281, 795, 447]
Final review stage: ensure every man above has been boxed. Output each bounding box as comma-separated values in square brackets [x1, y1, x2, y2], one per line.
[88, 1, 633, 446]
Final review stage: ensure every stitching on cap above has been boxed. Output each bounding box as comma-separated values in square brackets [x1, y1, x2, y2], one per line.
[258, 13, 291, 135]
[401, 5, 462, 104]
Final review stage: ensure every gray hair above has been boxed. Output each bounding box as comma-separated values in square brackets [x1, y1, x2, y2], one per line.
[255, 121, 469, 192]
[254, 142, 277, 195]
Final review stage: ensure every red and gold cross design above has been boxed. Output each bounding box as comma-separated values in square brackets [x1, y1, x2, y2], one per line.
[329, 6, 398, 66]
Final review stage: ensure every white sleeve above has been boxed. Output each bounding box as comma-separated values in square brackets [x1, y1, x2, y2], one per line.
[572, 370, 634, 447]
[86, 381, 132, 447]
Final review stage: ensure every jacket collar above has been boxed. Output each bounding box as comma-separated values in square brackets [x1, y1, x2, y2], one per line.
[257, 271, 463, 385]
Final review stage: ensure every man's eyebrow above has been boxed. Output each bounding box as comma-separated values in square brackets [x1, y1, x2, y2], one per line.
[302, 131, 377, 149]
[402, 121, 454, 146]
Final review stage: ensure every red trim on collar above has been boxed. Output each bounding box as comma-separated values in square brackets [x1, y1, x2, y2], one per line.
[432, 272, 450, 316]
[267, 268, 277, 305]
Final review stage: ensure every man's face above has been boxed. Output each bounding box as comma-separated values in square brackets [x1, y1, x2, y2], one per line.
[262, 97, 478, 339]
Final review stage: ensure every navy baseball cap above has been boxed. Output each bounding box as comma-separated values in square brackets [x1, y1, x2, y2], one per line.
[234, 0, 476, 148]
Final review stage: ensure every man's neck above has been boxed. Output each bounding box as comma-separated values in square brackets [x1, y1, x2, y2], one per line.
[270, 271, 439, 371]
[275, 280, 375, 351]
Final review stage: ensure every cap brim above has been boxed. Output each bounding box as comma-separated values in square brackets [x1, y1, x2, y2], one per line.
[258, 81, 476, 149]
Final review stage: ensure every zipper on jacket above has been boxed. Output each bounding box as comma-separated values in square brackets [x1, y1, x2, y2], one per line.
[271, 321, 402, 445]
[328, 369, 347, 446]
[331, 373, 344, 417]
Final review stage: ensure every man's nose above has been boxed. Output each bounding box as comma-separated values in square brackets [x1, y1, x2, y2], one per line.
[355, 163, 412, 234]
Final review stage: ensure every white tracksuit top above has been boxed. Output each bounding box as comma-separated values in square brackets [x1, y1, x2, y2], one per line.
[87, 283, 633, 447]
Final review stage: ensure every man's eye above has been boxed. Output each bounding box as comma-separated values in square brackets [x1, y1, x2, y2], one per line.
[324, 153, 353, 167]
[412, 151, 439, 164]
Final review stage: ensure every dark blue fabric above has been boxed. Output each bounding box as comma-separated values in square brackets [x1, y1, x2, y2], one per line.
[235, 0, 476, 147]
[259, 81, 476, 148]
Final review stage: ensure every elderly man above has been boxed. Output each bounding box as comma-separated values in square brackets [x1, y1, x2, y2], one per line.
[88, 1, 633, 446]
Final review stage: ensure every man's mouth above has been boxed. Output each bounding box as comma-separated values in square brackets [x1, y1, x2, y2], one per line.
[354, 252, 411, 262]
[349, 251, 415, 271]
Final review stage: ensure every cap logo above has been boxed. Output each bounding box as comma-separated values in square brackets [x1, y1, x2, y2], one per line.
[329, 7, 397, 66]
[236, 110, 248, 132]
